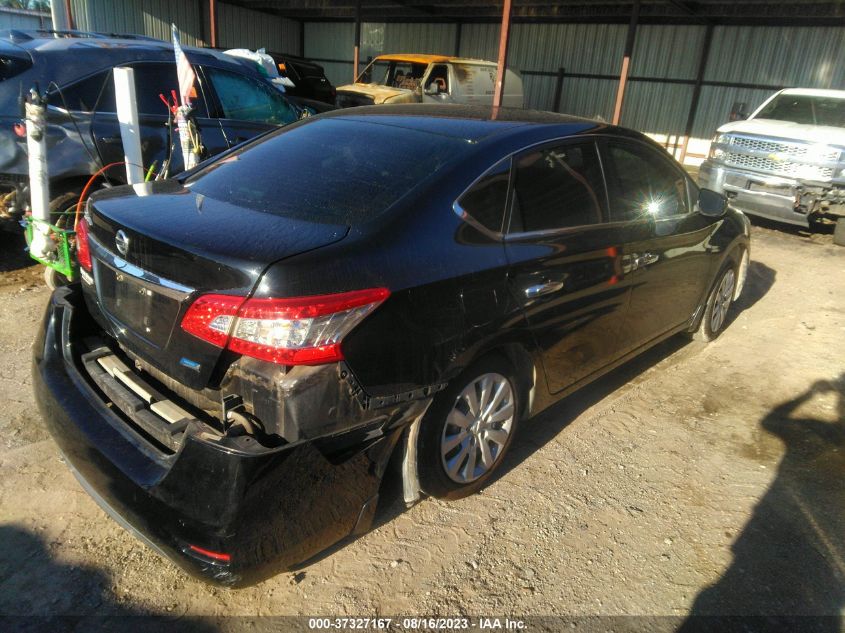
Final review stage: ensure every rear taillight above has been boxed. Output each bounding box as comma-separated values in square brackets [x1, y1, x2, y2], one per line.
[75, 217, 92, 272]
[181, 287, 390, 366]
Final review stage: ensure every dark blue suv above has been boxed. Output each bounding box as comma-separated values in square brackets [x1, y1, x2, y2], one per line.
[0, 29, 320, 231]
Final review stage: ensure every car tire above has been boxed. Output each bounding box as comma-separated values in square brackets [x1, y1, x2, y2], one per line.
[417, 355, 520, 500]
[834, 218, 845, 247]
[49, 191, 80, 225]
[696, 260, 739, 342]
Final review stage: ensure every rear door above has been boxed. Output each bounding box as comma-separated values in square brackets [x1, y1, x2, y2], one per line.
[201, 65, 299, 148]
[504, 139, 639, 394]
[601, 139, 717, 352]
[90, 62, 227, 178]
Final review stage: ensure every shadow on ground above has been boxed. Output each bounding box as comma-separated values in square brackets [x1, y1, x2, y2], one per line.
[677, 375, 845, 632]
[748, 214, 835, 240]
[0, 230, 34, 274]
[0, 525, 219, 631]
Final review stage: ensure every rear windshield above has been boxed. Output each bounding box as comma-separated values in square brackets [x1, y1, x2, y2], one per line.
[756, 94, 845, 127]
[186, 117, 468, 224]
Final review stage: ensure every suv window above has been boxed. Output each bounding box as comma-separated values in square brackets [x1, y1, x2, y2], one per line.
[205, 67, 296, 125]
[58, 64, 209, 117]
[457, 158, 510, 233]
[55, 71, 109, 112]
[605, 142, 689, 221]
[509, 141, 605, 234]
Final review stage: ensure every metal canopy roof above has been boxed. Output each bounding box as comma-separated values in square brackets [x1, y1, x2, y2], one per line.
[224, 0, 845, 25]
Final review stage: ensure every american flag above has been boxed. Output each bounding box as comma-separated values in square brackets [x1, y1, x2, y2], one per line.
[171, 24, 195, 106]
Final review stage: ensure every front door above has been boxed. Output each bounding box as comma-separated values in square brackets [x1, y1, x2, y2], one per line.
[601, 139, 717, 352]
[201, 66, 299, 148]
[504, 139, 639, 394]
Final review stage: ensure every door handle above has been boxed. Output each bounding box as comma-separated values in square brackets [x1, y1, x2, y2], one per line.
[635, 252, 659, 268]
[523, 281, 564, 299]
[99, 136, 122, 144]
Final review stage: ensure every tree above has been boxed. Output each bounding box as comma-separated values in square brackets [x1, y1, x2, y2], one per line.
[0, 0, 52, 12]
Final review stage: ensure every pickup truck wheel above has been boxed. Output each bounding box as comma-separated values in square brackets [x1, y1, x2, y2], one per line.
[835, 218, 845, 247]
[697, 263, 737, 342]
[417, 355, 520, 500]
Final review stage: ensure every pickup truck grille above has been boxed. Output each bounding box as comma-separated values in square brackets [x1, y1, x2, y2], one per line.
[723, 135, 838, 181]
[729, 136, 839, 162]
[724, 152, 835, 180]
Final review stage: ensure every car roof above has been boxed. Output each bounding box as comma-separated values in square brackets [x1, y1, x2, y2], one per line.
[779, 88, 845, 99]
[316, 104, 620, 143]
[374, 53, 456, 64]
[0, 29, 270, 110]
[0, 29, 171, 50]
[0, 29, 259, 70]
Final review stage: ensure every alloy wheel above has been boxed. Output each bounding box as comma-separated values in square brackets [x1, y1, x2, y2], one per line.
[710, 268, 736, 334]
[440, 372, 515, 484]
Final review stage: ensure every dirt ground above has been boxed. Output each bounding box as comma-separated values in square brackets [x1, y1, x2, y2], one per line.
[0, 219, 844, 626]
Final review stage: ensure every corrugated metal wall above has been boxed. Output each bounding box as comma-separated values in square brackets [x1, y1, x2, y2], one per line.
[70, 0, 204, 45]
[69, 0, 299, 53]
[211, 2, 299, 52]
[305, 20, 845, 157]
[60, 2, 845, 157]
[0, 8, 51, 30]
[304, 22, 354, 84]
[693, 26, 845, 137]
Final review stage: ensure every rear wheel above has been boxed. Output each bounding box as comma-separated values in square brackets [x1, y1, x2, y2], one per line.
[417, 355, 520, 499]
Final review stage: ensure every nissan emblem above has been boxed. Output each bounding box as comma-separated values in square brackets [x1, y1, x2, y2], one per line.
[115, 230, 129, 256]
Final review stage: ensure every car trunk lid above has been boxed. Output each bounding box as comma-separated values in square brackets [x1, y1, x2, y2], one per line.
[84, 180, 348, 389]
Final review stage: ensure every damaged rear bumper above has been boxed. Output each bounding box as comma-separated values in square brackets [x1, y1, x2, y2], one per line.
[33, 285, 410, 586]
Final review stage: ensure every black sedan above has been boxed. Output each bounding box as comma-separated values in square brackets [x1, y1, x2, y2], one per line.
[34, 105, 750, 586]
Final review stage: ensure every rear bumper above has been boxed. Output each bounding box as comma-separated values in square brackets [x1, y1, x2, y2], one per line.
[699, 160, 810, 227]
[34, 285, 400, 586]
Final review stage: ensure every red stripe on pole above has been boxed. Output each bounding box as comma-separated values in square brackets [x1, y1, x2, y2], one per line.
[492, 0, 513, 110]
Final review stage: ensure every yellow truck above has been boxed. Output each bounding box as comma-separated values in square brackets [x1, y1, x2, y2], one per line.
[335, 54, 524, 108]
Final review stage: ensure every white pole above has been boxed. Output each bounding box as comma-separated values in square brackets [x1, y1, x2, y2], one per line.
[113, 67, 145, 185]
[50, 1, 70, 31]
[26, 89, 51, 259]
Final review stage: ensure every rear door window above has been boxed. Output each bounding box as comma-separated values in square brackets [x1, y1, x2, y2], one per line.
[54, 71, 109, 112]
[205, 67, 296, 125]
[456, 158, 510, 234]
[604, 142, 690, 221]
[508, 141, 606, 234]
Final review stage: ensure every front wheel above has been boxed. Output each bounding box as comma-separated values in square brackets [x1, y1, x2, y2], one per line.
[417, 356, 520, 500]
[697, 263, 737, 342]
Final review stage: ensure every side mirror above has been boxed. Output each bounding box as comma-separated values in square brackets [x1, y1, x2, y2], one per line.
[697, 188, 728, 217]
[729, 101, 748, 121]
[424, 83, 440, 95]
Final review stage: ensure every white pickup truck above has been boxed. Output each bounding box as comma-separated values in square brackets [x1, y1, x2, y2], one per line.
[699, 88, 845, 245]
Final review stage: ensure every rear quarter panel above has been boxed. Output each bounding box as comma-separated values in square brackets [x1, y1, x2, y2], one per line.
[253, 152, 539, 403]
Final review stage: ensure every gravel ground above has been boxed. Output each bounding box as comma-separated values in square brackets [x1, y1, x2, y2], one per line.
[0, 220, 843, 625]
